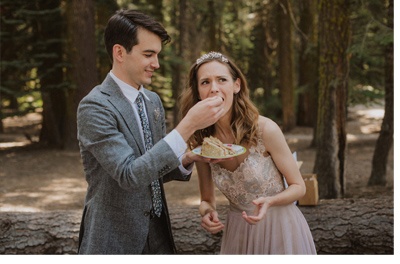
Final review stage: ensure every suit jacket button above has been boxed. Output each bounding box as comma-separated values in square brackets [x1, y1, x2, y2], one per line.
[144, 211, 150, 217]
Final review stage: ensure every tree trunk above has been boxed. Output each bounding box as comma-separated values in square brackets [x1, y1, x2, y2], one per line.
[335, 2, 350, 198]
[278, 0, 295, 131]
[0, 197, 393, 254]
[248, 1, 277, 118]
[313, 0, 350, 199]
[296, 0, 318, 128]
[32, 0, 65, 148]
[207, 0, 217, 51]
[64, 0, 98, 150]
[368, 0, 393, 187]
[172, 0, 190, 127]
[95, 0, 119, 81]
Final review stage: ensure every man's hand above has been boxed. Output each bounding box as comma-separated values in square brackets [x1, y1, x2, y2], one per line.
[176, 96, 225, 142]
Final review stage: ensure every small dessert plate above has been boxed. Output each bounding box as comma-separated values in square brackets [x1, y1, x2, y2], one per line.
[192, 144, 246, 159]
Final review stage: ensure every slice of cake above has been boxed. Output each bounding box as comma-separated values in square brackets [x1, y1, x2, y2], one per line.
[201, 136, 236, 157]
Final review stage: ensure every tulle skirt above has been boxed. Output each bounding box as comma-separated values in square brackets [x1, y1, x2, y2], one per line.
[220, 204, 317, 254]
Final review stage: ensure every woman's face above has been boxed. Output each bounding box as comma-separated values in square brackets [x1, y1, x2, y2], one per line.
[196, 61, 240, 114]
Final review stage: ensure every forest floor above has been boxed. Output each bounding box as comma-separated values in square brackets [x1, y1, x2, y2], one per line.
[0, 103, 394, 212]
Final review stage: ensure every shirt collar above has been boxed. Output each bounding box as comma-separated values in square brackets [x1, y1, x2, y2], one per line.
[109, 71, 150, 104]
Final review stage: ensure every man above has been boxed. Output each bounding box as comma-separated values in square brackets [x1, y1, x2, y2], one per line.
[77, 9, 224, 254]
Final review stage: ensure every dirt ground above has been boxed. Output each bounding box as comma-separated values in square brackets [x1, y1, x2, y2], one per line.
[0, 103, 394, 212]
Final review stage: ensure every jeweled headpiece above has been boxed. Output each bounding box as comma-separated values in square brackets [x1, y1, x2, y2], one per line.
[196, 51, 228, 65]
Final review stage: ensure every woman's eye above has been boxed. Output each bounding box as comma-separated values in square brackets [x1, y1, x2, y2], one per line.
[200, 81, 209, 85]
[219, 78, 227, 82]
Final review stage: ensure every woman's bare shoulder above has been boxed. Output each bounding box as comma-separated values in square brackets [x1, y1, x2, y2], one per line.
[258, 116, 281, 135]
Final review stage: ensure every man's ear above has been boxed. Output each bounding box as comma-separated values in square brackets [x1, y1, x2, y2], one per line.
[113, 44, 125, 63]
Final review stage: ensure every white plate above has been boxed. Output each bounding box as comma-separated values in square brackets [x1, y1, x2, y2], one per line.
[192, 144, 246, 159]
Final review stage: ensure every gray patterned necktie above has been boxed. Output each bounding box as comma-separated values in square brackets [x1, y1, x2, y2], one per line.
[136, 92, 162, 217]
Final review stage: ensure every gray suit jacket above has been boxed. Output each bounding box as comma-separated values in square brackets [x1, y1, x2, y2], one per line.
[77, 74, 190, 254]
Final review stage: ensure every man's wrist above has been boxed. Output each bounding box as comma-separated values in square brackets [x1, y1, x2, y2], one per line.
[183, 153, 193, 167]
[175, 118, 195, 143]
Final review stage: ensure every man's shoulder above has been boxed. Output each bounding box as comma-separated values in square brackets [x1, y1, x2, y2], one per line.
[80, 85, 105, 103]
[81, 76, 118, 102]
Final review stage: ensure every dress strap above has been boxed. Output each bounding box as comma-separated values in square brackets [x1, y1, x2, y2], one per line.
[254, 126, 266, 154]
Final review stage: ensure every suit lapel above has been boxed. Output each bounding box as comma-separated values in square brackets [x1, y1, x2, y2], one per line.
[100, 74, 145, 154]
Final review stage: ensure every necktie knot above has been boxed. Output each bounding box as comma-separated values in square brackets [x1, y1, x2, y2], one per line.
[136, 92, 144, 108]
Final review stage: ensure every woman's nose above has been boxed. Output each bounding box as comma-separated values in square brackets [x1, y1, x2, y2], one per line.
[210, 81, 219, 93]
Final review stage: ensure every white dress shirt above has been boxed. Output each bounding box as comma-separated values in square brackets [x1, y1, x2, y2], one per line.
[109, 71, 193, 175]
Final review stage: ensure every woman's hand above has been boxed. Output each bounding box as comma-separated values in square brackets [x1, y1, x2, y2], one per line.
[201, 210, 225, 234]
[242, 196, 272, 225]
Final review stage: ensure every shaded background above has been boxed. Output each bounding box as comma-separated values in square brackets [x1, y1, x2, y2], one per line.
[0, 1, 394, 203]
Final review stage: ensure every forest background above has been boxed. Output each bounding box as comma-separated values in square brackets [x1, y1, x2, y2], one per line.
[0, 0, 398, 254]
[0, 0, 395, 255]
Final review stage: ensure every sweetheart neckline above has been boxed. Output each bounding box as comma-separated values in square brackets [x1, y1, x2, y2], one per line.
[213, 146, 272, 174]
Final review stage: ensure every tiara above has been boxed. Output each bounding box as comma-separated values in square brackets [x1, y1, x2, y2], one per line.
[196, 51, 228, 65]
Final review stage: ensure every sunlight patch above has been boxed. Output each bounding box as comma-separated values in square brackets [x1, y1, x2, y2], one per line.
[0, 204, 42, 212]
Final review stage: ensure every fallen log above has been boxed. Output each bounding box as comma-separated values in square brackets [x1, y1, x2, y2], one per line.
[0, 197, 393, 254]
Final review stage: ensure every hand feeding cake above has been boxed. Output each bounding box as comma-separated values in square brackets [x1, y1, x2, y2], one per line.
[201, 136, 236, 157]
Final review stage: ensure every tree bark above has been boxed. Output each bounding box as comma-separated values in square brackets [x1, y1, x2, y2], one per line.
[172, 0, 190, 127]
[64, 0, 97, 150]
[278, 0, 296, 131]
[313, 0, 350, 199]
[95, 0, 119, 81]
[296, 0, 318, 128]
[368, 0, 393, 187]
[32, 0, 65, 148]
[207, 0, 217, 51]
[248, 1, 277, 118]
[0, 197, 393, 254]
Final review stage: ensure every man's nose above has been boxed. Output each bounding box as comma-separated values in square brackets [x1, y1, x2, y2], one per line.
[151, 57, 160, 69]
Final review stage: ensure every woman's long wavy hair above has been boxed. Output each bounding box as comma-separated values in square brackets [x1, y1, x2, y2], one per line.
[179, 52, 260, 150]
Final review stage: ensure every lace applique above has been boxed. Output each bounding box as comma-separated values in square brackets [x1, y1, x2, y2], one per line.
[210, 129, 285, 210]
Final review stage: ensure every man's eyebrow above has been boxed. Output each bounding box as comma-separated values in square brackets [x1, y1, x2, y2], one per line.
[143, 49, 157, 54]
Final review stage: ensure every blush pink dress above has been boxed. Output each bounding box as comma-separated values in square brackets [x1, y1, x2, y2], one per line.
[210, 132, 317, 254]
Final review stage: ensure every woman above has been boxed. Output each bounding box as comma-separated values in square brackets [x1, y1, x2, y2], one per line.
[180, 51, 317, 254]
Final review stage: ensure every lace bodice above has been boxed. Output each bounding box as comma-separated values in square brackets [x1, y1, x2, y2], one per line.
[210, 134, 285, 212]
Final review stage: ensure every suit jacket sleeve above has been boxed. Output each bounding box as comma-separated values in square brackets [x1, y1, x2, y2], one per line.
[77, 86, 183, 190]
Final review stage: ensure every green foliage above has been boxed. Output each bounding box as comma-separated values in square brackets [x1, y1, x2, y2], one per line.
[348, 83, 384, 106]
[0, 0, 64, 117]
[252, 87, 281, 121]
[17, 92, 43, 113]
[0, 0, 392, 124]
[348, 0, 391, 105]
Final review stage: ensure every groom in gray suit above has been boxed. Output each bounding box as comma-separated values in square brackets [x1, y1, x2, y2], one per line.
[77, 9, 225, 254]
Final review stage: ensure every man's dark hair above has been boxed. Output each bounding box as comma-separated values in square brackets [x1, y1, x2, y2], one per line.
[104, 9, 171, 62]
